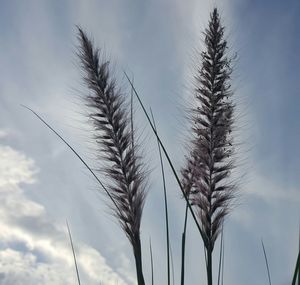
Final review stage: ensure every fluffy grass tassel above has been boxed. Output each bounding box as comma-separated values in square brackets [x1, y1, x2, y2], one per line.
[77, 28, 147, 285]
[182, 8, 237, 285]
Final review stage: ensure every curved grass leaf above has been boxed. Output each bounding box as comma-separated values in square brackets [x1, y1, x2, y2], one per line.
[21, 105, 121, 215]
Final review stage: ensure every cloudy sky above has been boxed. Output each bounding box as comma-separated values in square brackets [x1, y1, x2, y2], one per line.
[0, 0, 299, 284]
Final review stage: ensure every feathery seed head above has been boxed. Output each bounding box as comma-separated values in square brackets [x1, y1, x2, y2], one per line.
[182, 8, 236, 250]
[77, 28, 147, 248]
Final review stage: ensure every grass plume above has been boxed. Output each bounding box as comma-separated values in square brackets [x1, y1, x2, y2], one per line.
[77, 28, 147, 285]
[182, 8, 237, 284]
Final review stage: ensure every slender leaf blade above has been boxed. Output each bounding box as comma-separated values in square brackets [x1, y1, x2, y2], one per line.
[66, 220, 81, 285]
[150, 108, 170, 285]
[261, 239, 272, 285]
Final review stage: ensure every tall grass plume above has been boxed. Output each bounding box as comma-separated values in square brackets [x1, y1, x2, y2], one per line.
[77, 28, 147, 285]
[182, 8, 237, 284]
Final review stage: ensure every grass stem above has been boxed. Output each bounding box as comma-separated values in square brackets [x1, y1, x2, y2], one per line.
[150, 108, 170, 285]
[66, 220, 81, 285]
[180, 203, 189, 285]
[261, 239, 272, 285]
[149, 238, 154, 285]
[292, 241, 300, 284]
[217, 226, 224, 285]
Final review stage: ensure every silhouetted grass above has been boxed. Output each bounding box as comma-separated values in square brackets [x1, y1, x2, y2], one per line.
[77, 27, 148, 285]
[21, 6, 299, 285]
[150, 108, 171, 285]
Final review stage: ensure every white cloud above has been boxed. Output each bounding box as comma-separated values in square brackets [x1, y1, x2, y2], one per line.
[0, 142, 129, 285]
[0, 130, 8, 138]
[0, 249, 74, 285]
[0, 145, 37, 187]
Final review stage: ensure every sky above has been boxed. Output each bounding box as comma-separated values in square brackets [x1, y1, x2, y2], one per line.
[0, 0, 299, 284]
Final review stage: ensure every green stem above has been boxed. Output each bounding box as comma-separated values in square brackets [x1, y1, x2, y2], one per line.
[261, 239, 272, 285]
[298, 224, 300, 285]
[181, 202, 189, 285]
[150, 109, 170, 285]
[217, 226, 224, 285]
[206, 245, 213, 285]
[292, 248, 300, 285]
[149, 238, 154, 285]
[66, 221, 81, 285]
[134, 236, 145, 285]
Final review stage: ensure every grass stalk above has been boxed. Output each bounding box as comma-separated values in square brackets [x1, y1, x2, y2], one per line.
[130, 76, 135, 152]
[206, 246, 213, 285]
[149, 238, 154, 285]
[134, 236, 145, 285]
[150, 108, 170, 285]
[293, 236, 300, 285]
[66, 220, 81, 285]
[221, 232, 225, 285]
[298, 224, 300, 285]
[292, 249, 300, 285]
[180, 203, 189, 285]
[261, 239, 272, 285]
[170, 244, 175, 285]
[217, 226, 224, 285]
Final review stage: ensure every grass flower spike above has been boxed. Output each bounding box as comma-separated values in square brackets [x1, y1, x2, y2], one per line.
[182, 8, 236, 285]
[77, 28, 147, 285]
